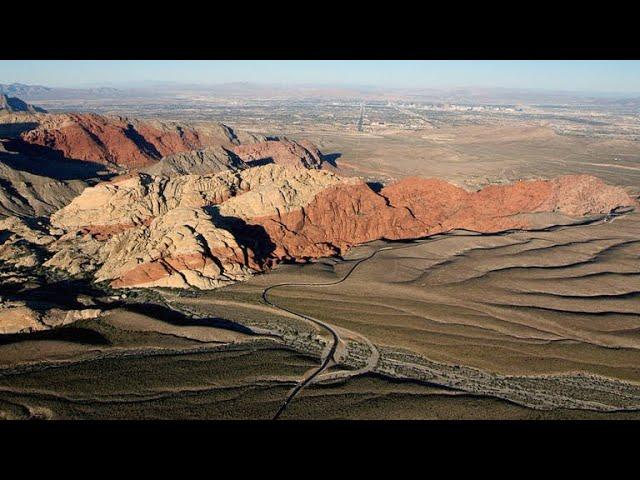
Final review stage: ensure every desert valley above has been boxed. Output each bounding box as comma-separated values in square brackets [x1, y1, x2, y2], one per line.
[0, 80, 639, 420]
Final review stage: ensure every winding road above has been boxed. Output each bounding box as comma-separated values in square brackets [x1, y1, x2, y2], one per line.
[264, 236, 471, 419]
[263, 213, 624, 419]
[264, 246, 393, 420]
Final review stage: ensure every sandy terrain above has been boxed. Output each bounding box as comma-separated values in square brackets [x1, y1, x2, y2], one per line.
[2, 107, 639, 419]
[175, 210, 640, 415]
[305, 123, 640, 193]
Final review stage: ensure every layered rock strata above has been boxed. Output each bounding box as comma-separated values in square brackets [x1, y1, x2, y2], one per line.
[43, 167, 635, 289]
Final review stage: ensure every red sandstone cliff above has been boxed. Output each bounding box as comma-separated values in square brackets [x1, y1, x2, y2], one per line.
[18, 113, 238, 169]
[44, 167, 636, 289]
[232, 139, 323, 169]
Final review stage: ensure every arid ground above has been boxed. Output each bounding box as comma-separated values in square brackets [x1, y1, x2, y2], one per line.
[1, 92, 639, 419]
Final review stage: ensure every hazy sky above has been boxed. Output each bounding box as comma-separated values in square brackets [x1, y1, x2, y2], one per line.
[1, 60, 640, 93]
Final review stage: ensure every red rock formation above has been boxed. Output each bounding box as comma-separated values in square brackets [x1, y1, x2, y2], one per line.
[19, 113, 236, 169]
[232, 139, 323, 169]
[18, 114, 327, 175]
[110, 247, 258, 289]
[110, 253, 218, 288]
[44, 166, 636, 290]
[78, 217, 154, 241]
[252, 175, 636, 262]
[108, 173, 634, 284]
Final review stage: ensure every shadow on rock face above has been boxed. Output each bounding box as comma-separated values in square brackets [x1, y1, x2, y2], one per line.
[123, 123, 162, 160]
[322, 152, 341, 168]
[0, 270, 112, 310]
[0, 121, 40, 138]
[367, 181, 384, 193]
[2, 138, 111, 180]
[204, 207, 277, 267]
[245, 157, 275, 167]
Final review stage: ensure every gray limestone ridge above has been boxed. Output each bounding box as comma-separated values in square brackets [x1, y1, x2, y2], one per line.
[0, 94, 47, 114]
[142, 145, 248, 176]
[0, 150, 87, 218]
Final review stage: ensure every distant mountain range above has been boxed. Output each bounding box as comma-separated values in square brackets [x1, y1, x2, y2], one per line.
[0, 93, 47, 113]
[0, 83, 121, 100]
[0, 83, 53, 97]
[2, 81, 639, 106]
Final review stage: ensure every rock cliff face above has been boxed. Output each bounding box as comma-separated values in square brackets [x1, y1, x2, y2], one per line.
[46, 165, 353, 288]
[50, 164, 350, 234]
[0, 94, 46, 114]
[0, 154, 88, 218]
[142, 145, 246, 176]
[95, 207, 255, 289]
[232, 139, 324, 169]
[17, 114, 240, 169]
[254, 175, 636, 261]
[41, 166, 635, 290]
[9, 113, 327, 178]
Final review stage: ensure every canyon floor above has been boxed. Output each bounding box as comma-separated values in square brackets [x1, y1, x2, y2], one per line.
[1, 99, 640, 420]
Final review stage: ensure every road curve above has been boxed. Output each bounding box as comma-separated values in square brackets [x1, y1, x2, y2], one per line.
[265, 242, 423, 420]
[264, 214, 625, 419]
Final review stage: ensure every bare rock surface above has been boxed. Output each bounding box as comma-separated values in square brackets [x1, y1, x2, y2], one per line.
[0, 217, 52, 269]
[232, 139, 324, 169]
[255, 174, 636, 261]
[50, 164, 350, 235]
[17, 113, 240, 169]
[142, 145, 247, 176]
[94, 207, 256, 289]
[41, 165, 636, 290]
[0, 299, 101, 335]
[46, 165, 352, 288]
[0, 150, 88, 218]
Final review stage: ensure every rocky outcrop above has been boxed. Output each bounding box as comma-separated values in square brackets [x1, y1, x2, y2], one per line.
[0, 216, 54, 268]
[50, 164, 351, 235]
[0, 215, 103, 334]
[95, 207, 256, 289]
[0, 299, 101, 335]
[46, 165, 353, 288]
[17, 113, 240, 169]
[142, 145, 246, 176]
[0, 94, 46, 115]
[232, 139, 324, 169]
[254, 175, 636, 261]
[0, 151, 88, 218]
[42, 167, 635, 290]
[10, 113, 326, 180]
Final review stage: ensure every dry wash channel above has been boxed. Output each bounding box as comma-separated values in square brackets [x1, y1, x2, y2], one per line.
[252, 210, 640, 417]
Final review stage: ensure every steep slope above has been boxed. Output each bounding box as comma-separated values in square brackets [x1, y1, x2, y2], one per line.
[16, 113, 240, 169]
[0, 94, 47, 114]
[43, 167, 635, 289]
[49, 164, 350, 234]
[255, 175, 636, 261]
[95, 207, 256, 289]
[142, 145, 246, 176]
[10, 113, 324, 178]
[45, 165, 352, 288]
[232, 139, 324, 169]
[0, 148, 88, 218]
